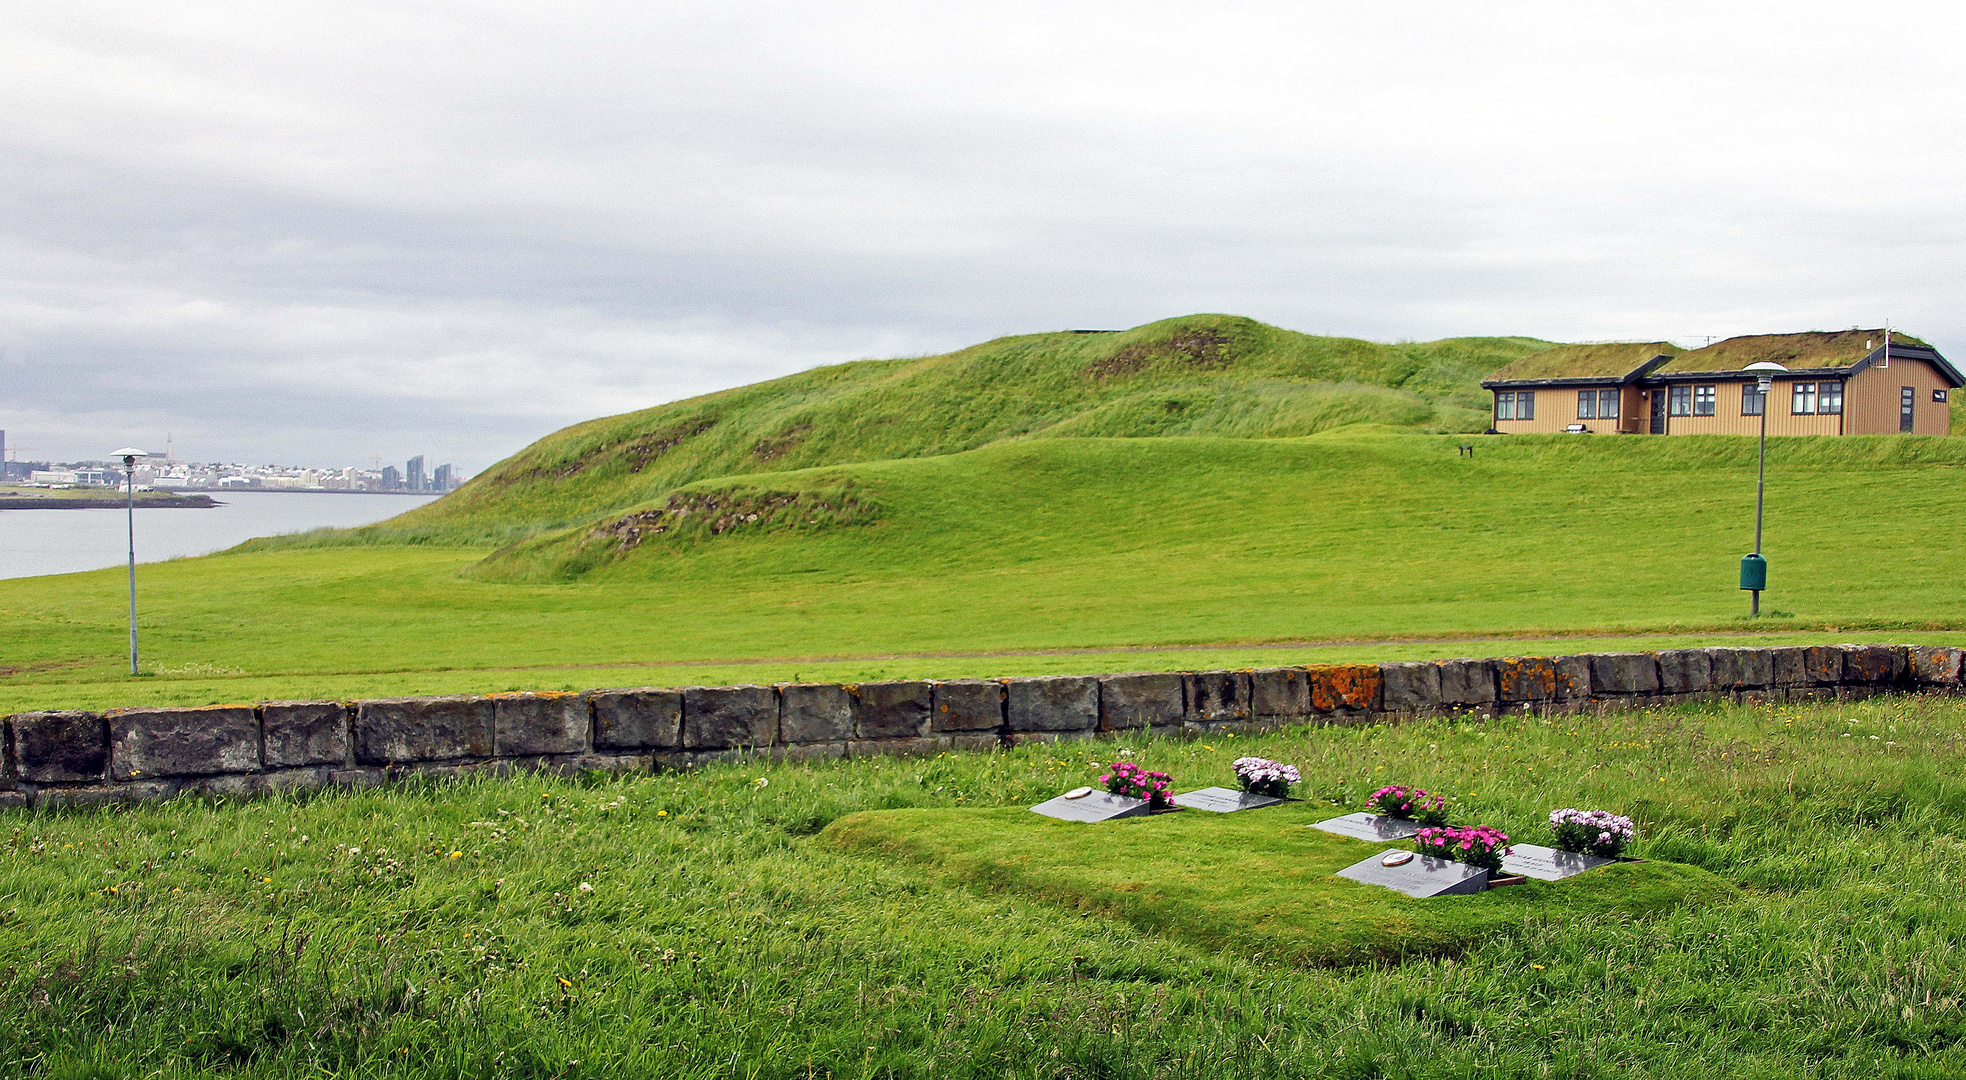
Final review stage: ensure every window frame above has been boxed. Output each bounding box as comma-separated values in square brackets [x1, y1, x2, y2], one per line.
[1518, 390, 1536, 420]
[1669, 384, 1692, 416]
[1598, 388, 1620, 420]
[1742, 383, 1765, 416]
[1791, 381, 1818, 415]
[1692, 384, 1716, 416]
[1576, 389, 1596, 420]
[1495, 391, 1515, 421]
[1819, 381, 1843, 415]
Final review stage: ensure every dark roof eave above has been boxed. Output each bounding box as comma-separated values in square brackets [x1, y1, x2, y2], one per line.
[1481, 377, 1625, 390]
[1643, 367, 1851, 383]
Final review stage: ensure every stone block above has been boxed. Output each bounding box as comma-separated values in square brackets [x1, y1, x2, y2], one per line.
[1772, 646, 1842, 686]
[1434, 659, 1497, 706]
[1588, 653, 1659, 696]
[771, 742, 848, 762]
[107, 705, 259, 781]
[1552, 656, 1592, 699]
[931, 679, 1004, 733]
[1309, 664, 1383, 712]
[683, 685, 778, 750]
[1005, 677, 1099, 733]
[10, 711, 108, 783]
[1379, 662, 1442, 712]
[261, 701, 348, 768]
[492, 692, 588, 757]
[1184, 671, 1251, 722]
[1706, 648, 1773, 690]
[39, 782, 177, 808]
[848, 737, 941, 759]
[779, 683, 854, 743]
[1654, 650, 1713, 695]
[1496, 657, 1557, 702]
[938, 733, 1003, 753]
[1842, 644, 1907, 685]
[590, 688, 683, 751]
[1097, 673, 1183, 731]
[1909, 646, 1964, 686]
[853, 681, 931, 740]
[354, 696, 494, 765]
[1249, 668, 1310, 718]
[0, 791, 27, 811]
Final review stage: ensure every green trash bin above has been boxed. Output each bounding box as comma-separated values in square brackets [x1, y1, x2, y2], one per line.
[1739, 553, 1768, 592]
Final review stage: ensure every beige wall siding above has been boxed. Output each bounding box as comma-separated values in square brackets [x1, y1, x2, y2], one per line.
[1655, 380, 1840, 436]
[1845, 359, 1953, 435]
[1491, 387, 1626, 434]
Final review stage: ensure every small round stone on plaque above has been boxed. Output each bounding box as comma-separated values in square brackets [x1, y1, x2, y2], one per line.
[1063, 786, 1094, 800]
[1380, 851, 1415, 867]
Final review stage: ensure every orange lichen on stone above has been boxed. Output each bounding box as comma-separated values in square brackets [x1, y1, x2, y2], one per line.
[1496, 657, 1557, 702]
[1307, 664, 1383, 712]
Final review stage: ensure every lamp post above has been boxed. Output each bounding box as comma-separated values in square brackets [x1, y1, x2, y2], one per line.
[1740, 364, 1786, 616]
[113, 447, 148, 674]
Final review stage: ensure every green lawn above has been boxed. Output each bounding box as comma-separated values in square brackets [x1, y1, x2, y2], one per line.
[5, 693, 1965, 1077]
[824, 804, 1733, 966]
[5, 431, 1966, 713]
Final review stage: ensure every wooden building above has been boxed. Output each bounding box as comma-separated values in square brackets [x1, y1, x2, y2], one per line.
[1480, 331, 1960, 436]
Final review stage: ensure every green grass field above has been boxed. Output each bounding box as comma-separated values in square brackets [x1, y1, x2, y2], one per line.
[4, 430, 1965, 714]
[6, 692, 1965, 1077]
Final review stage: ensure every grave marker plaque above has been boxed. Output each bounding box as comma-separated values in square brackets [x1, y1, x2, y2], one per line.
[1031, 790, 1151, 823]
[1310, 812, 1420, 842]
[1498, 843, 1613, 881]
[1171, 786, 1285, 813]
[1335, 850, 1489, 897]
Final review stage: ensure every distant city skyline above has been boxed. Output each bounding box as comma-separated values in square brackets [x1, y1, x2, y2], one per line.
[0, 431, 465, 492]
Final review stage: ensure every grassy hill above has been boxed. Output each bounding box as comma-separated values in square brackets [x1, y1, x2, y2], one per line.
[343, 315, 1551, 547]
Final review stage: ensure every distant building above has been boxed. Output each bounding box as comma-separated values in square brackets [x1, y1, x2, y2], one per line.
[433, 463, 453, 491]
[406, 455, 426, 492]
[1482, 331, 1961, 436]
[381, 465, 402, 490]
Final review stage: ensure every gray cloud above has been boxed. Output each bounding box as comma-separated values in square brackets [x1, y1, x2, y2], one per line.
[4, 0, 1964, 468]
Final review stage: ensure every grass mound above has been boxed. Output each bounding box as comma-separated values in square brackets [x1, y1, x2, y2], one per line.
[824, 803, 1735, 966]
[256, 315, 1552, 549]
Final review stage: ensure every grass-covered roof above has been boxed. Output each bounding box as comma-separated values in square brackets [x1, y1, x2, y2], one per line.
[1483, 342, 1680, 383]
[1658, 329, 1928, 373]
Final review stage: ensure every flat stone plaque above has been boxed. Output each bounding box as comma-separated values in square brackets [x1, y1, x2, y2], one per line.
[1171, 786, 1285, 813]
[1499, 843, 1613, 881]
[1310, 812, 1420, 842]
[1031, 790, 1152, 823]
[1335, 850, 1489, 898]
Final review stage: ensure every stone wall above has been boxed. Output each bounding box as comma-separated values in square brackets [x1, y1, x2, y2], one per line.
[3, 644, 1960, 810]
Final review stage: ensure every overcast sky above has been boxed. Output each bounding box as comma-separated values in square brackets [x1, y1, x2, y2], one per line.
[4, 1, 1963, 469]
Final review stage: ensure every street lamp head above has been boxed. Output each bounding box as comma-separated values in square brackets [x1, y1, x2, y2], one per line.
[112, 447, 148, 466]
[1744, 361, 1787, 393]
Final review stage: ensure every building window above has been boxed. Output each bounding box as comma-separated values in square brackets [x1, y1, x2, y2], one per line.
[1693, 385, 1716, 416]
[1743, 384, 1765, 416]
[1495, 391, 1513, 420]
[1517, 391, 1535, 420]
[1902, 386, 1916, 432]
[1820, 381, 1843, 414]
[1597, 389, 1620, 419]
[1669, 384, 1692, 416]
[1577, 389, 1597, 419]
[1792, 382, 1818, 415]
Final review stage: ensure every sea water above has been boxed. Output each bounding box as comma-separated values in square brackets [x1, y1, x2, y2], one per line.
[0, 491, 439, 580]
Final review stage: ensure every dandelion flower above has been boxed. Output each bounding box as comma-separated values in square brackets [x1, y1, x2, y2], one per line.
[450, 851, 463, 859]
